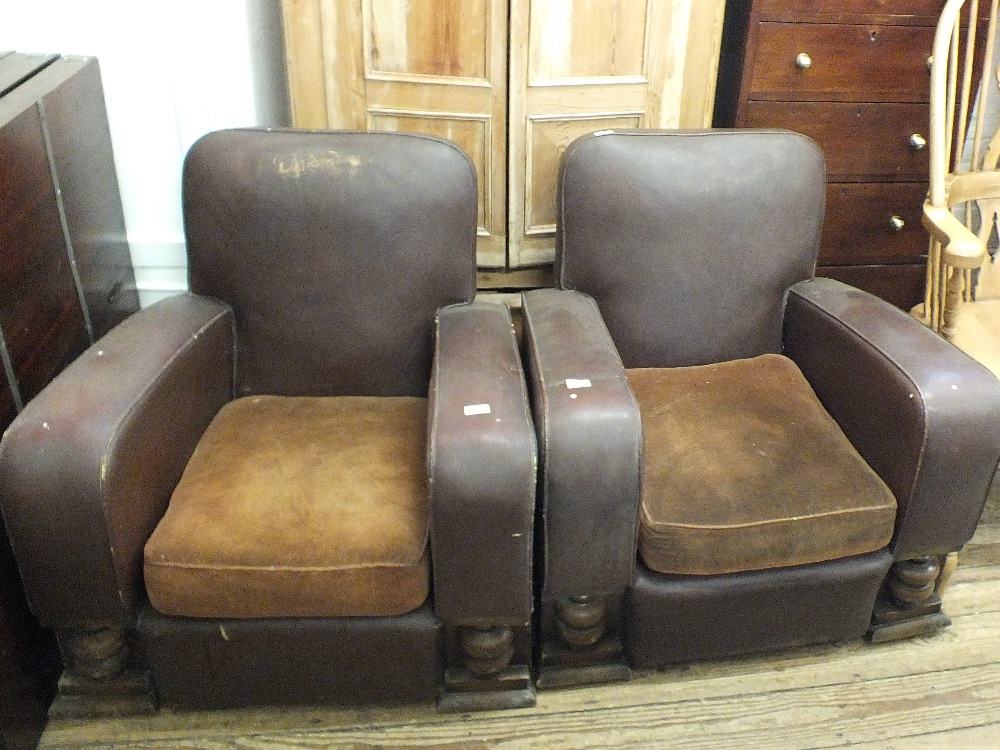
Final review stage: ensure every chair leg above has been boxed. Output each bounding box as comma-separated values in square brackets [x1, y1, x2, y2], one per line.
[868, 557, 952, 643]
[48, 624, 157, 718]
[935, 552, 960, 597]
[941, 266, 966, 340]
[536, 593, 631, 689]
[438, 623, 535, 712]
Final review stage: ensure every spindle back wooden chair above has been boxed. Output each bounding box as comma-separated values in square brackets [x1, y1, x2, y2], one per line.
[921, 0, 1000, 376]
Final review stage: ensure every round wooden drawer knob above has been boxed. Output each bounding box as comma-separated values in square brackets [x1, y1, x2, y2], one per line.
[890, 215, 905, 232]
[795, 53, 812, 70]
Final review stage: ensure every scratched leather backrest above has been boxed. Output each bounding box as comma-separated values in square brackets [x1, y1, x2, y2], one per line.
[183, 129, 477, 397]
[556, 129, 825, 368]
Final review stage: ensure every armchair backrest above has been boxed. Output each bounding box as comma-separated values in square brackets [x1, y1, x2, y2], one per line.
[555, 129, 825, 368]
[183, 129, 477, 398]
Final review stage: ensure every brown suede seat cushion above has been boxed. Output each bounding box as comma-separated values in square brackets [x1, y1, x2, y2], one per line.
[144, 395, 430, 618]
[626, 354, 897, 576]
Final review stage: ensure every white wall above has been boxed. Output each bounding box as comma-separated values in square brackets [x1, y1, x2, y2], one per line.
[0, 0, 290, 305]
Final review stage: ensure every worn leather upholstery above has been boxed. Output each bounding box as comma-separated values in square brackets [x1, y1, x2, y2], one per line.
[626, 551, 893, 665]
[555, 129, 822, 368]
[0, 295, 234, 625]
[184, 130, 476, 398]
[785, 280, 1000, 558]
[137, 605, 441, 708]
[524, 129, 1000, 671]
[0, 129, 537, 709]
[429, 302, 536, 625]
[521, 289, 641, 600]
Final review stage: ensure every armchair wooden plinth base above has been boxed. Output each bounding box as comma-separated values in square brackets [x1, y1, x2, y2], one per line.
[49, 669, 156, 720]
[47, 625, 157, 719]
[438, 624, 535, 712]
[438, 665, 535, 713]
[868, 556, 953, 644]
[867, 597, 951, 644]
[536, 638, 631, 690]
[536, 595, 630, 690]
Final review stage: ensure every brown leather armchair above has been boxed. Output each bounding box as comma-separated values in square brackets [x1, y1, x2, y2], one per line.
[0, 129, 536, 713]
[521, 129, 1000, 687]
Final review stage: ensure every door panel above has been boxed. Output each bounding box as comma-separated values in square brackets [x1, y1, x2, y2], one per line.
[285, 0, 508, 267]
[509, 0, 714, 267]
[528, 2, 649, 81]
[367, 0, 490, 79]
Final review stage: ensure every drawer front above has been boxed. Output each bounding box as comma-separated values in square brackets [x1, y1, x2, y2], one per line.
[749, 23, 934, 102]
[756, 0, 944, 18]
[821, 182, 928, 265]
[741, 101, 929, 180]
[816, 264, 926, 310]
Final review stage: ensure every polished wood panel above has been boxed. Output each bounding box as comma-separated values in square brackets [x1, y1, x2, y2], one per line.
[821, 182, 929, 265]
[757, 0, 945, 21]
[748, 22, 934, 102]
[0, 103, 90, 404]
[719, 0, 945, 309]
[742, 101, 930, 180]
[36, 59, 138, 339]
[0, 53, 140, 750]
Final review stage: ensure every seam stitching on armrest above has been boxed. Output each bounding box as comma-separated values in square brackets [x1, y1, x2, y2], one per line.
[789, 288, 928, 517]
[99, 305, 233, 499]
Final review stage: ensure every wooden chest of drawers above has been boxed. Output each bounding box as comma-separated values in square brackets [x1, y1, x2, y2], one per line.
[716, 0, 947, 309]
[0, 51, 139, 749]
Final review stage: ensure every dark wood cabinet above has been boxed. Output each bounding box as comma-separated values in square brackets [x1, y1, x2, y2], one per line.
[715, 0, 946, 309]
[0, 51, 139, 749]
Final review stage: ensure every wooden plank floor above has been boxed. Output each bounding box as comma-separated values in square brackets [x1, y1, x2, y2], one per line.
[39, 489, 1000, 750]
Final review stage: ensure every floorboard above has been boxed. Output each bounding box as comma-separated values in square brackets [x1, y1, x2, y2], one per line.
[38, 510, 1000, 750]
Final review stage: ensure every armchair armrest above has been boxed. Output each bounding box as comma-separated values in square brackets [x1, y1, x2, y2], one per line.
[0, 294, 234, 626]
[784, 278, 1000, 558]
[521, 289, 642, 599]
[922, 202, 987, 269]
[428, 301, 536, 625]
